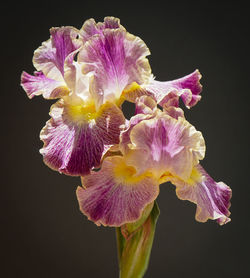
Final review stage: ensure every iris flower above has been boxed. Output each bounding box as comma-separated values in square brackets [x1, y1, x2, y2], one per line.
[21, 17, 202, 176]
[21, 16, 231, 278]
[76, 96, 231, 227]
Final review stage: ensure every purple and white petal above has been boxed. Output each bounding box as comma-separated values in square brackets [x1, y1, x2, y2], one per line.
[119, 96, 158, 155]
[80, 17, 122, 42]
[76, 156, 159, 227]
[125, 114, 205, 180]
[172, 165, 231, 225]
[40, 100, 125, 176]
[78, 27, 151, 108]
[21, 71, 69, 99]
[64, 58, 92, 104]
[33, 26, 81, 81]
[103, 16, 121, 29]
[163, 105, 185, 120]
[123, 70, 202, 109]
[146, 70, 202, 108]
[135, 95, 158, 115]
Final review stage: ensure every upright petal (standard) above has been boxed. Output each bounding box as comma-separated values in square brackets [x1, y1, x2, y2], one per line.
[21, 26, 82, 99]
[78, 18, 151, 108]
[124, 112, 205, 181]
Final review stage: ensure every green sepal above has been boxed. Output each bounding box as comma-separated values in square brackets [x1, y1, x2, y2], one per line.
[116, 201, 160, 278]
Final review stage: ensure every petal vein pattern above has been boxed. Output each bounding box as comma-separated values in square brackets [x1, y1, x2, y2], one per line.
[21, 26, 82, 99]
[40, 100, 125, 176]
[123, 70, 202, 109]
[20, 16, 232, 228]
[33, 27, 81, 79]
[171, 165, 231, 225]
[78, 19, 151, 108]
[124, 112, 205, 181]
[76, 156, 159, 226]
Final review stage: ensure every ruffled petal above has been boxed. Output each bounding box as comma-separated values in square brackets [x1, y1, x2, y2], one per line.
[64, 58, 92, 104]
[134, 95, 158, 115]
[80, 16, 122, 42]
[162, 102, 185, 119]
[123, 70, 202, 109]
[147, 70, 202, 108]
[21, 71, 69, 99]
[119, 96, 158, 155]
[76, 156, 159, 226]
[40, 100, 125, 176]
[78, 25, 151, 108]
[125, 114, 205, 180]
[33, 26, 81, 81]
[103, 16, 121, 29]
[171, 165, 231, 225]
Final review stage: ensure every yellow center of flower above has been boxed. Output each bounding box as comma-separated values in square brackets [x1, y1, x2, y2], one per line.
[159, 166, 203, 186]
[114, 159, 152, 185]
[159, 172, 174, 184]
[67, 101, 97, 122]
[185, 166, 203, 185]
[123, 82, 141, 94]
[118, 82, 141, 105]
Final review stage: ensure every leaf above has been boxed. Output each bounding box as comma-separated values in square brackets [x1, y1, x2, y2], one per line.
[116, 201, 160, 278]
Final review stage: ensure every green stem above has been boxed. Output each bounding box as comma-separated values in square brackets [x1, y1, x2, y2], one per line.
[116, 202, 160, 278]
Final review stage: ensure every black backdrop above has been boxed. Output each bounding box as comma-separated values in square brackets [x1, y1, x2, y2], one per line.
[1, 2, 249, 278]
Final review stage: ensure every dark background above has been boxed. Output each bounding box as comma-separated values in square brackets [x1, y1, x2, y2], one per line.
[1, 2, 249, 278]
